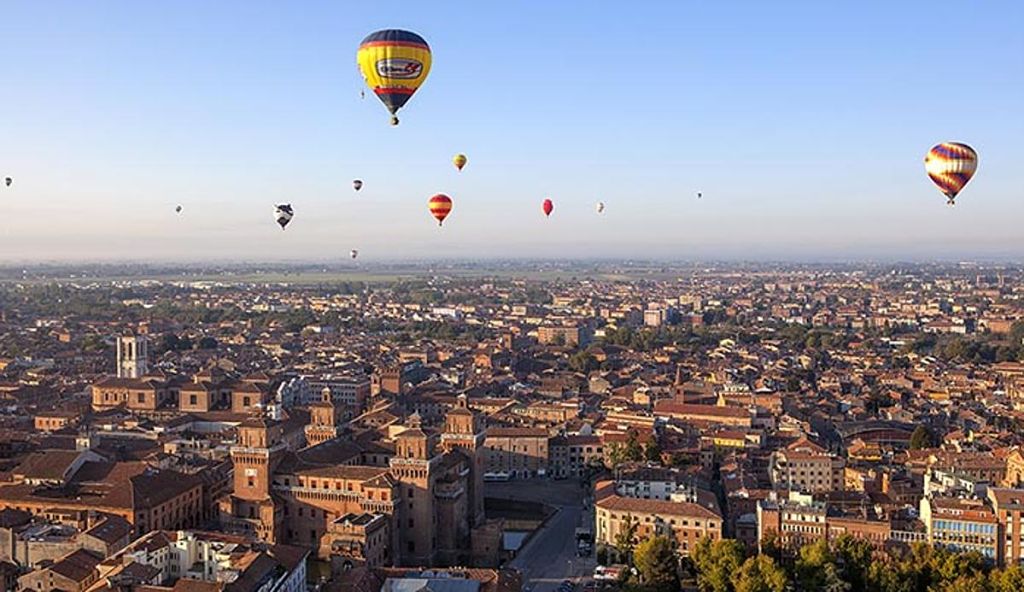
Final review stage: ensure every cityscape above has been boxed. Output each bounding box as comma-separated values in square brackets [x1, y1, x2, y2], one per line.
[3, 1, 1024, 591]
[1, 262, 1024, 592]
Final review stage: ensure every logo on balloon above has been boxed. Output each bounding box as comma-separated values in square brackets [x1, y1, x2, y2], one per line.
[376, 59, 423, 79]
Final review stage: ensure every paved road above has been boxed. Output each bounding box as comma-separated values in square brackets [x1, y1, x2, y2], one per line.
[498, 480, 595, 592]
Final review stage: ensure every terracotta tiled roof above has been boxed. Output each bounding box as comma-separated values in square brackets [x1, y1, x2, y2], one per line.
[596, 493, 722, 520]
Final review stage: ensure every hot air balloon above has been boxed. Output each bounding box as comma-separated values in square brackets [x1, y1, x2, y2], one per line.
[274, 204, 294, 230]
[453, 153, 467, 172]
[542, 198, 554, 217]
[175, 205, 183, 214]
[697, 192, 703, 199]
[4, 177, 11, 187]
[350, 249, 359, 259]
[428, 194, 452, 226]
[596, 201, 605, 214]
[357, 29, 432, 126]
[925, 142, 978, 205]
[353, 179, 363, 192]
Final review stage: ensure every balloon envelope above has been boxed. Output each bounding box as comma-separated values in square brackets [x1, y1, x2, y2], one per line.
[357, 30, 431, 125]
[428, 194, 452, 226]
[4, 177, 10, 187]
[274, 204, 294, 229]
[175, 205, 182, 213]
[542, 198, 554, 217]
[353, 179, 363, 191]
[350, 249, 359, 259]
[453, 153, 467, 171]
[925, 142, 978, 204]
[596, 201, 605, 214]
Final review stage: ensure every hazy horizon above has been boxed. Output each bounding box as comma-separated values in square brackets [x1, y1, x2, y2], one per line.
[2, 1, 1022, 262]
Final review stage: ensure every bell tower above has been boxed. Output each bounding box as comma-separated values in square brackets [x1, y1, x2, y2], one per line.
[117, 333, 148, 378]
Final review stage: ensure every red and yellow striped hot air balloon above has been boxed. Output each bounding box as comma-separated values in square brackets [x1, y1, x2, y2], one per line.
[428, 194, 452, 226]
[453, 153, 467, 172]
[924, 142, 978, 205]
[357, 30, 432, 126]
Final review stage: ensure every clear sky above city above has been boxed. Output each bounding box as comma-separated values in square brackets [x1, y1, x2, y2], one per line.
[1, 1, 1022, 262]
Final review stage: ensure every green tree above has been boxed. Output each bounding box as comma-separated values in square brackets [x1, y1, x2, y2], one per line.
[623, 431, 645, 463]
[692, 537, 745, 592]
[644, 437, 663, 464]
[614, 515, 639, 564]
[759, 532, 784, 563]
[933, 574, 990, 592]
[909, 425, 935, 450]
[197, 336, 218, 349]
[795, 540, 836, 591]
[607, 442, 627, 468]
[833, 534, 874, 592]
[821, 563, 852, 592]
[634, 535, 679, 592]
[732, 555, 788, 592]
[991, 566, 1024, 592]
[568, 350, 599, 374]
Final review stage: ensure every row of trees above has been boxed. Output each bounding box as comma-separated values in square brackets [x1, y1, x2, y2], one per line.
[615, 534, 1024, 592]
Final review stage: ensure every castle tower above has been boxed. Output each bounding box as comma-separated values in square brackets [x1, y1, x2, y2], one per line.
[441, 394, 486, 527]
[116, 333, 148, 379]
[221, 415, 286, 542]
[390, 413, 438, 565]
[305, 387, 341, 447]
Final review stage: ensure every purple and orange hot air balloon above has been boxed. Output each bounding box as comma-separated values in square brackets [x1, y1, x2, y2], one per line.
[428, 194, 452, 226]
[542, 198, 554, 217]
[925, 142, 978, 205]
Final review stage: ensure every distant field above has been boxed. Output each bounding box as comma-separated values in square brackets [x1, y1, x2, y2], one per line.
[0, 266, 689, 285]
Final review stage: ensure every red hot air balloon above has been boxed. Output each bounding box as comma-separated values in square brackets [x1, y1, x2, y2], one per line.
[542, 198, 554, 217]
[428, 194, 452, 226]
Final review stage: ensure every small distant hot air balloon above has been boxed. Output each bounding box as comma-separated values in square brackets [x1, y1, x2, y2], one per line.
[274, 204, 294, 230]
[925, 142, 978, 205]
[428, 194, 452, 226]
[353, 179, 363, 192]
[175, 205, 183, 214]
[4, 177, 11, 187]
[453, 153, 467, 172]
[357, 29, 432, 126]
[542, 198, 554, 217]
[596, 201, 605, 214]
[697, 192, 703, 199]
[350, 249, 359, 259]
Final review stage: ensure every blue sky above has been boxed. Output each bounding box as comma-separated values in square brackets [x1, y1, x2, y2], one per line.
[0, 1, 1022, 262]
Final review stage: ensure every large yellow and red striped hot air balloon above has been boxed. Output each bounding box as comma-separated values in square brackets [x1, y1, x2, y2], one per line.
[428, 194, 452, 226]
[924, 142, 978, 205]
[357, 30, 432, 126]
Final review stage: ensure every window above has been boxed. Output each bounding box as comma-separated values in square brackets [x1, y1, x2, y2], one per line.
[243, 396, 251, 407]
[137, 393, 146, 403]
[189, 394, 198, 405]
[247, 475, 255, 488]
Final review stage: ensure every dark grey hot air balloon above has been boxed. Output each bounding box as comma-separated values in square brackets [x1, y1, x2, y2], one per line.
[4, 177, 11, 187]
[350, 249, 359, 259]
[353, 179, 363, 192]
[175, 205, 183, 214]
[274, 204, 294, 229]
